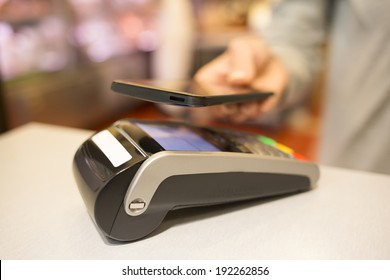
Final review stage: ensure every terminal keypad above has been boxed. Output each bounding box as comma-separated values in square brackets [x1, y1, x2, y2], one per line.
[219, 130, 296, 159]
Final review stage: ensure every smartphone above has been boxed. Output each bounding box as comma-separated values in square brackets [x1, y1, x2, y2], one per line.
[111, 80, 273, 107]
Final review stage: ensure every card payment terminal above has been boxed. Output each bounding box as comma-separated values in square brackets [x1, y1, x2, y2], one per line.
[73, 119, 319, 242]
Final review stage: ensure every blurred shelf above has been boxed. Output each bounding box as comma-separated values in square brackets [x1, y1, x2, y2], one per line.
[3, 53, 149, 130]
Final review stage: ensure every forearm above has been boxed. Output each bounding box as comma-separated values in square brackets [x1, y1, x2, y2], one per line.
[263, 0, 330, 107]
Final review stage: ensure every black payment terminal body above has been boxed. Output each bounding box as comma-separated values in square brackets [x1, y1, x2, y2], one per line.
[73, 119, 319, 242]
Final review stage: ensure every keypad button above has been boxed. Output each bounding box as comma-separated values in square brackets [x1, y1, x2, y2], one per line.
[275, 143, 294, 155]
[257, 136, 276, 146]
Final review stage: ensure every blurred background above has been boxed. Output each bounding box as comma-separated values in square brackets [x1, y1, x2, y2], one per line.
[0, 0, 321, 159]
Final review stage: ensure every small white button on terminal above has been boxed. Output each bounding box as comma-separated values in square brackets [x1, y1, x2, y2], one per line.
[129, 199, 146, 213]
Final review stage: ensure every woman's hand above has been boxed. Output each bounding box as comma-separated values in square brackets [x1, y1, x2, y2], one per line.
[194, 35, 289, 123]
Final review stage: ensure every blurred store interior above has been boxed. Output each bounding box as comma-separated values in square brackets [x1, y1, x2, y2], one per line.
[0, 0, 322, 160]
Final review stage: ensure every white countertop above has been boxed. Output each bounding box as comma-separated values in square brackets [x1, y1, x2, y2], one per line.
[0, 123, 389, 260]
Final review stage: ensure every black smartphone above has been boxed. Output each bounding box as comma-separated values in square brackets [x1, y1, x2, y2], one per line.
[111, 80, 273, 107]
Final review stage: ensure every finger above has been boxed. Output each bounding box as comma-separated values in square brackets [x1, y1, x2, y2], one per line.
[259, 96, 279, 114]
[221, 103, 239, 115]
[194, 53, 229, 84]
[231, 110, 251, 123]
[227, 38, 258, 86]
[239, 102, 259, 119]
[194, 53, 238, 96]
[208, 103, 240, 122]
[251, 58, 288, 113]
[228, 37, 272, 86]
[250, 39, 272, 76]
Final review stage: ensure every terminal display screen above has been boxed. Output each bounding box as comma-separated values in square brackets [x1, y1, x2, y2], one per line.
[135, 123, 220, 152]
